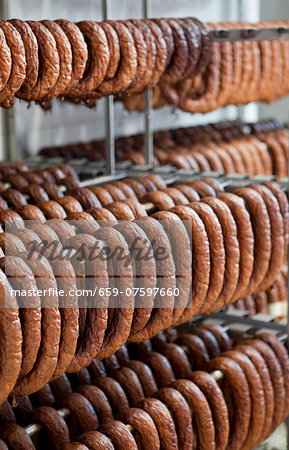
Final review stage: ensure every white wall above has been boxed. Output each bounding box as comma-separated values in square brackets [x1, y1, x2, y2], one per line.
[259, 0, 289, 121]
[4, 0, 289, 160]
[0, 0, 244, 160]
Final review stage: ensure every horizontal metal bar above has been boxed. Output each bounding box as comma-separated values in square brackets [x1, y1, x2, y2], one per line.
[210, 26, 289, 42]
[207, 310, 288, 333]
[80, 172, 128, 187]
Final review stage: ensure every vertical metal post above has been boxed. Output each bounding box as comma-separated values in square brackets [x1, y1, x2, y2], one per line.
[143, 0, 153, 168]
[0, 0, 16, 162]
[287, 119, 289, 353]
[103, 0, 115, 175]
[287, 114, 289, 450]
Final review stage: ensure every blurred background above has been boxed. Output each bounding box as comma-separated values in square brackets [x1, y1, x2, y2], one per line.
[0, 0, 287, 159]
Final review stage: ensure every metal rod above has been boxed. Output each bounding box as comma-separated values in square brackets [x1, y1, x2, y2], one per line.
[207, 311, 288, 333]
[25, 406, 134, 438]
[103, 0, 115, 176]
[80, 171, 127, 187]
[143, 0, 154, 168]
[209, 26, 289, 42]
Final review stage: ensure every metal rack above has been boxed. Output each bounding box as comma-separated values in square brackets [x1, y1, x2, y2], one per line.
[0, 1, 289, 446]
[210, 26, 289, 42]
[23, 308, 288, 439]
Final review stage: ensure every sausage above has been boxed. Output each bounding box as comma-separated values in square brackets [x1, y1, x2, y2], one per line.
[98, 420, 137, 450]
[171, 379, 215, 450]
[86, 208, 118, 227]
[123, 407, 160, 450]
[256, 333, 289, 420]
[69, 368, 92, 388]
[136, 176, 158, 193]
[31, 406, 70, 450]
[40, 20, 72, 100]
[39, 183, 64, 201]
[63, 393, 98, 440]
[140, 351, 175, 389]
[138, 398, 178, 450]
[65, 234, 109, 372]
[1, 189, 27, 209]
[151, 209, 192, 324]
[97, 21, 137, 96]
[67, 188, 102, 210]
[0, 258, 41, 378]
[63, 443, 89, 450]
[160, 19, 188, 84]
[154, 342, 191, 378]
[46, 219, 76, 245]
[38, 201, 67, 219]
[174, 185, 201, 202]
[123, 179, 147, 200]
[0, 233, 26, 255]
[101, 185, 126, 202]
[130, 217, 176, 341]
[152, 19, 174, 70]
[12, 395, 33, 426]
[202, 197, 240, 310]
[77, 431, 114, 450]
[89, 187, 114, 206]
[115, 345, 130, 365]
[234, 188, 271, 295]
[186, 371, 229, 450]
[23, 21, 60, 101]
[110, 367, 144, 406]
[13, 251, 61, 396]
[17, 205, 46, 223]
[123, 199, 148, 218]
[50, 374, 73, 403]
[0, 210, 24, 231]
[217, 193, 254, 302]
[100, 22, 120, 80]
[233, 344, 274, 445]
[129, 20, 156, 91]
[243, 339, 285, 437]
[264, 181, 289, 262]
[0, 401, 15, 426]
[68, 21, 109, 97]
[199, 324, 231, 352]
[114, 221, 156, 336]
[0, 424, 35, 449]
[93, 377, 129, 420]
[124, 360, 158, 397]
[121, 21, 148, 95]
[188, 202, 225, 312]
[222, 350, 265, 449]
[76, 385, 113, 424]
[28, 223, 62, 259]
[144, 174, 167, 190]
[49, 259, 79, 379]
[250, 184, 284, 290]
[141, 191, 175, 210]
[94, 227, 134, 358]
[58, 196, 84, 214]
[0, 21, 26, 108]
[55, 20, 88, 97]
[0, 26, 11, 93]
[193, 329, 221, 359]
[106, 202, 135, 220]
[206, 356, 250, 449]
[170, 206, 210, 323]
[142, 20, 167, 90]
[154, 387, 194, 449]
